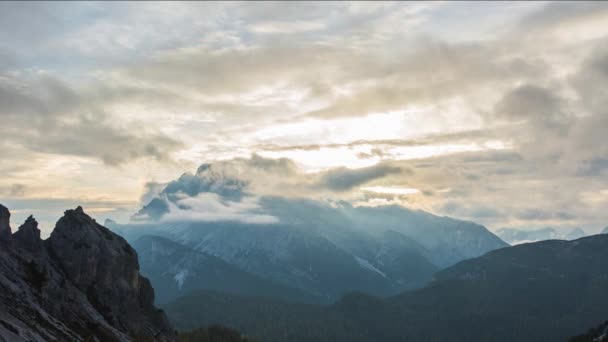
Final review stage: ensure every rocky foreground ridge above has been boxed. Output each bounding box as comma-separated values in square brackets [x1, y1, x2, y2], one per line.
[0, 204, 175, 341]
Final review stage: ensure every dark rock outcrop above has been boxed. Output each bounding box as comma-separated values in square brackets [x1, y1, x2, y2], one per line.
[0, 204, 175, 341]
[0, 204, 10, 241]
[13, 215, 43, 252]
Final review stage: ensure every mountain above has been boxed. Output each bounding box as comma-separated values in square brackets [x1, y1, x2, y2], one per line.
[496, 226, 587, 244]
[132, 235, 322, 304]
[112, 161, 506, 301]
[569, 320, 608, 342]
[164, 234, 608, 342]
[602, 226, 608, 234]
[0, 204, 174, 341]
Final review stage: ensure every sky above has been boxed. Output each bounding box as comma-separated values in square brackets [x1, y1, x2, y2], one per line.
[1, 1, 607, 235]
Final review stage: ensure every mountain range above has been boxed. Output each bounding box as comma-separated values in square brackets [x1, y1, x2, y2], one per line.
[110, 161, 507, 302]
[132, 235, 322, 305]
[2, 199, 608, 342]
[165, 233, 608, 342]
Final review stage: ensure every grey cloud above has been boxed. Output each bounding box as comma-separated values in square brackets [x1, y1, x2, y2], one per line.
[515, 208, 554, 221]
[556, 212, 577, 221]
[254, 128, 505, 153]
[135, 156, 408, 221]
[144, 155, 298, 206]
[441, 201, 504, 220]
[116, 35, 550, 121]
[317, 164, 403, 191]
[1, 1, 608, 232]
[514, 209, 577, 222]
[357, 148, 385, 159]
[304, 42, 548, 119]
[494, 84, 568, 123]
[0, 74, 182, 165]
[139, 182, 166, 207]
[9, 184, 26, 197]
[578, 158, 608, 177]
[239, 154, 298, 176]
[518, 1, 608, 34]
[0, 184, 27, 197]
[534, 44, 608, 173]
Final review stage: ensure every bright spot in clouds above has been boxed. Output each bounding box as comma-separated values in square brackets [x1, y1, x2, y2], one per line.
[360, 186, 421, 195]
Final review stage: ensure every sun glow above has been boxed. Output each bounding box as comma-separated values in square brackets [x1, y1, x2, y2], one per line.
[360, 186, 421, 195]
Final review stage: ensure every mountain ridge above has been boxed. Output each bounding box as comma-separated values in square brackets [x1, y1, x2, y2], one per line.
[0, 204, 175, 341]
[133, 234, 323, 304]
[112, 161, 506, 302]
[164, 234, 608, 342]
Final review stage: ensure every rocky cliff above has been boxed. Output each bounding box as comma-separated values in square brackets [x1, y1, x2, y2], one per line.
[0, 205, 175, 341]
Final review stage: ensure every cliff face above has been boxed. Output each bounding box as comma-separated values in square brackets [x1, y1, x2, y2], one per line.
[0, 205, 175, 342]
[0, 204, 10, 240]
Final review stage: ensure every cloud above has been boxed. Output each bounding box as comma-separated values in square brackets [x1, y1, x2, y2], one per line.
[8, 184, 26, 197]
[2, 1, 608, 232]
[133, 155, 409, 222]
[139, 182, 166, 207]
[517, 1, 608, 42]
[160, 192, 278, 224]
[514, 209, 578, 222]
[494, 84, 569, 124]
[0, 184, 27, 197]
[441, 201, 504, 220]
[0, 73, 182, 165]
[317, 164, 403, 191]
[249, 20, 326, 34]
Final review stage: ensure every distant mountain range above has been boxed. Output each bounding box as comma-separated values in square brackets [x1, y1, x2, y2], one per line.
[110, 161, 507, 303]
[0, 204, 174, 341]
[132, 235, 322, 305]
[496, 226, 587, 245]
[165, 234, 608, 342]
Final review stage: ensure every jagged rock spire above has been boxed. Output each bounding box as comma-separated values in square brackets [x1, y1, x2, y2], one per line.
[13, 215, 42, 252]
[0, 204, 11, 240]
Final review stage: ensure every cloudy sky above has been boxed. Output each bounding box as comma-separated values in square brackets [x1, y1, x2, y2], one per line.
[1, 1, 607, 235]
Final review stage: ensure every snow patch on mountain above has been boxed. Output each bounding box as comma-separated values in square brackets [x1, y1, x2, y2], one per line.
[355, 256, 386, 278]
[174, 270, 189, 290]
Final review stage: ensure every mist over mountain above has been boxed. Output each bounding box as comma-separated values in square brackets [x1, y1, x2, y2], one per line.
[166, 234, 608, 342]
[496, 226, 588, 245]
[113, 160, 506, 302]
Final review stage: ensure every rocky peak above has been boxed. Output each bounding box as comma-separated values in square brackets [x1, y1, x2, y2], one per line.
[13, 215, 43, 252]
[47, 206, 174, 340]
[0, 203, 11, 240]
[0, 203, 175, 341]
